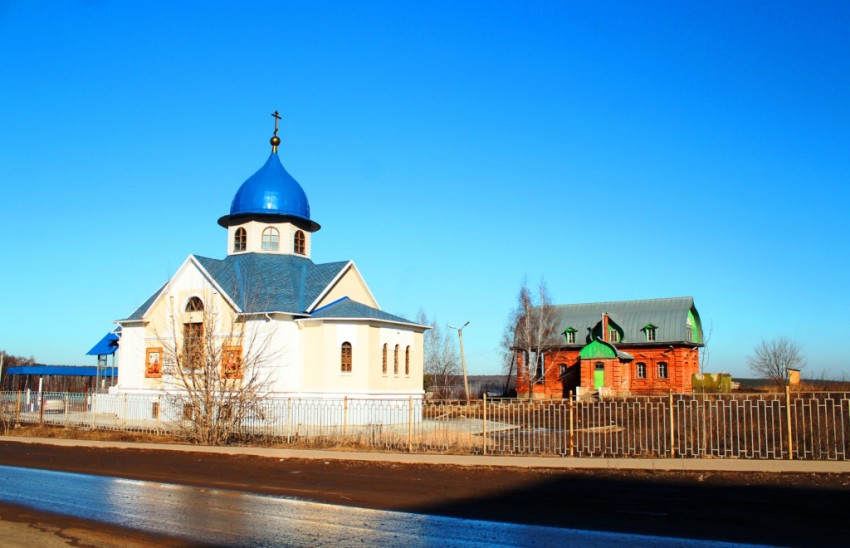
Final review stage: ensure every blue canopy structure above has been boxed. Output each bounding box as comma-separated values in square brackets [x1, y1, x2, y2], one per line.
[5, 365, 117, 377]
[86, 332, 119, 356]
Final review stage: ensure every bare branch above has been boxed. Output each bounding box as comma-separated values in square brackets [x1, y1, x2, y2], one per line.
[747, 336, 806, 386]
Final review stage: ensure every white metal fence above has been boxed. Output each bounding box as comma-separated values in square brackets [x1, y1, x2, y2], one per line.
[2, 391, 848, 460]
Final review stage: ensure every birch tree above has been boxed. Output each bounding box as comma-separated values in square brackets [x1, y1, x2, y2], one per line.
[417, 311, 461, 398]
[504, 280, 559, 399]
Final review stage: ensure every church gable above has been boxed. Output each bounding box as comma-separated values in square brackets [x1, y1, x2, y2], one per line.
[120, 256, 235, 323]
[310, 262, 378, 311]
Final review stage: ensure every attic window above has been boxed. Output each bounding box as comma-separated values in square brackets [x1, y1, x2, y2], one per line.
[294, 230, 306, 255]
[262, 227, 280, 250]
[643, 324, 658, 342]
[185, 297, 204, 312]
[609, 329, 620, 343]
[565, 328, 577, 344]
[234, 228, 247, 252]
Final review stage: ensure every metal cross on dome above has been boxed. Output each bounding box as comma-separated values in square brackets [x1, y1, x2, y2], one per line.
[270, 110, 282, 152]
[271, 110, 281, 136]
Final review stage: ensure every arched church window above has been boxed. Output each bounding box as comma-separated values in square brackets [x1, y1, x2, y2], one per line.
[382, 344, 388, 374]
[294, 230, 306, 255]
[234, 228, 247, 252]
[262, 227, 280, 250]
[405, 346, 410, 375]
[341, 342, 352, 372]
[185, 296, 204, 312]
[394, 344, 399, 375]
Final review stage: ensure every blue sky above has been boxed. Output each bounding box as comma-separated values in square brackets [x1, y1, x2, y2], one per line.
[1, 1, 848, 378]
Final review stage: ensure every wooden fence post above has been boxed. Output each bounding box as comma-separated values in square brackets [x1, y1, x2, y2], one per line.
[669, 391, 675, 458]
[90, 393, 97, 430]
[408, 396, 413, 453]
[39, 391, 45, 425]
[786, 385, 794, 460]
[343, 396, 348, 436]
[482, 394, 488, 456]
[569, 393, 575, 457]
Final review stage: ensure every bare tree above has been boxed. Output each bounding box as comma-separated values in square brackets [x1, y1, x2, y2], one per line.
[0, 351, 35, 391]
[417, 310, 461, 398]
[747, 336, 806, 386]
[699, 321, 713, 373]
[504, 279, 559, 399]
[154, 292, 275, 445]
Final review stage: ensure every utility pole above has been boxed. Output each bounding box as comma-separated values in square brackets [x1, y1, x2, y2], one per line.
[449, 321, 470, 403]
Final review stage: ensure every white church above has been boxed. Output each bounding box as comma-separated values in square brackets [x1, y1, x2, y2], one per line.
[113, 115, 427, 404]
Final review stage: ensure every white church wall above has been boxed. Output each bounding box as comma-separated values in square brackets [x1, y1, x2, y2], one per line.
[116, 325, 146, 390]
[371, 326, 424, 395]
[247, 316, 303, 393]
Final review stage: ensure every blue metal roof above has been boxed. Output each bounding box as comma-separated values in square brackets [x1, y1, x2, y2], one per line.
[5, 365, 117, 377]
[218, 152, 318, 229]
[121, 254, 423, 326]
[86, 332, 120, 356]
[308, 297, 417, 325]
[193, 253, 348, 314]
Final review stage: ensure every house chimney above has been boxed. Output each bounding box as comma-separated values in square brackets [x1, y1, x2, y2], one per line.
[602, 313, 609, 342]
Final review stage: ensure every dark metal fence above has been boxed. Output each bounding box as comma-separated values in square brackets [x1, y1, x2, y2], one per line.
[2, 390, 847, 460]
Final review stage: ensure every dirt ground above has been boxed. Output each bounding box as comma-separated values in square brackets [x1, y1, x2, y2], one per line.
[1, 440, 849, 547]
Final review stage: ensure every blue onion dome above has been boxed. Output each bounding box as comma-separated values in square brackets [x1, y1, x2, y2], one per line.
[218, 152, 320, 231]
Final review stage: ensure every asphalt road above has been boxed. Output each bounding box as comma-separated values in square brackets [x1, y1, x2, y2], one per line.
[0, 464, 755, 547]
[0, 439, 848, 546]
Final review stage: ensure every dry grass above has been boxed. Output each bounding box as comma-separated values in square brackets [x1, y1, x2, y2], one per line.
[7, 424, 179, 444]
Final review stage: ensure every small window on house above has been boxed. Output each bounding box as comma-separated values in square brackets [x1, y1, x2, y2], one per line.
[558, 363, 567, 378]
[341, 342, 352, 372]
[294, 230, 306, 255]
[234, 227, 247, 252]
[382, 344, 388, 374]
[565, 328, 576, 344]
[405, 346, 410, 375]
[646, 327, 656, 342]
[658, 361, 668, 379]
[185, 296, 204, 312]
[636, 362, 646, 379]
[685, 325, 693, 342]
[609, 329, 620, 343]
[394, 344, 399, 374]
[262, 227, 280, 250]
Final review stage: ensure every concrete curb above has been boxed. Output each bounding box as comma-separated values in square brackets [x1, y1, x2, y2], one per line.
[4, 436, 850, 473]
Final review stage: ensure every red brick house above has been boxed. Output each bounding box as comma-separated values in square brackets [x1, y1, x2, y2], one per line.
[516, 297, 703, 398]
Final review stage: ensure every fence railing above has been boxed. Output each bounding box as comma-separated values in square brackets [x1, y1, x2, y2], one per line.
[2, 390, 848, 460]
